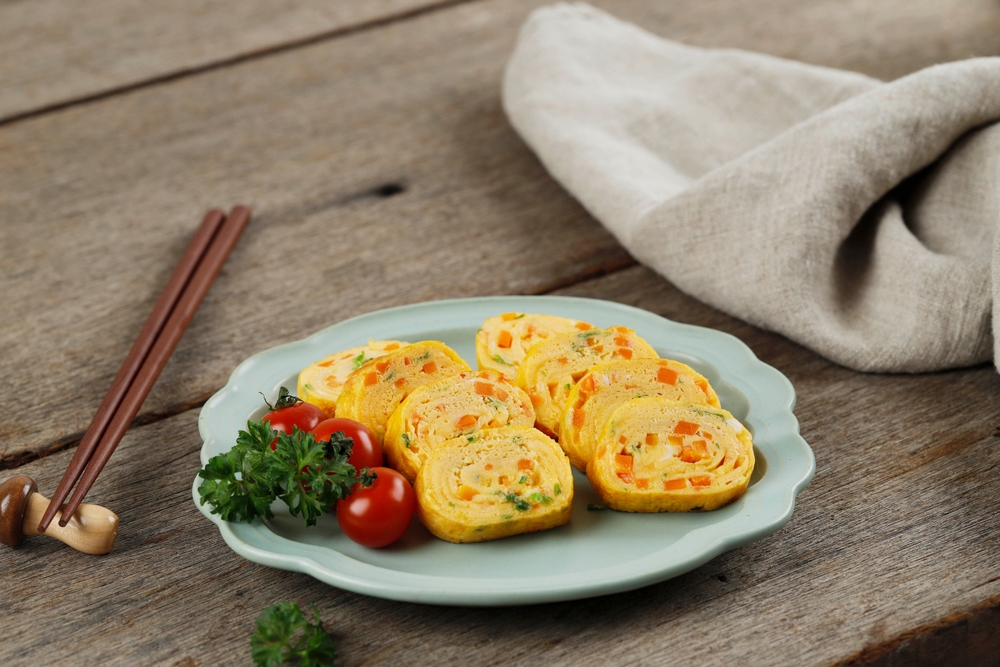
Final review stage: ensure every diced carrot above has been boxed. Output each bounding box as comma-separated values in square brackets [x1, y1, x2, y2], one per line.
[498, 475, 508, 485]
[526, 324, 537, 334]
[580, 375, 596, 393]
[529, 392, 543, 407]
[517, 458, 533, 471]
[618, 473, 634, 484]
[663, 478, 687, 491]
[614, 454, 633, 473]
[394, 378, 407, 388]
[690, 475, 712, 487]
[572, 409, 586, 427]
[375, 360, 390, 374]
[364, 372, 378, 386]
[402, 357, 411, 366]
[668, 435, 685, 447]
[614, 336, 629, 347]
[618, 348, 633, 360]
[497, 330, 513, 348]
[594, 344, 605, 353]
[496, 389, 509, 402]
[478, 371, 490, 378]
[701, 431, 713, 441]
[501, 312, 519, 321]
[317, 360, 336, 367]
[645, 433, 658, 446]
[457, 415, 477, 428]
[635, 478, 650, 490]
[557, 356, 569, 365]
[695, 379, 710, 395]
[619, 435, 628, 445]
[484, 463, 493, 471]
[474, 381, 493, 396]
[457, 485, 477, 501]
[385, 343, 400, 351]
[612, 326, 628, 334]
[679, 446, 701, 463]
[422, 361, 437, 374]
[657, 367, 678, 385]
[576, 322, 592, 330]
[692, 439, 708, 457]
[673, 420, 699, 435]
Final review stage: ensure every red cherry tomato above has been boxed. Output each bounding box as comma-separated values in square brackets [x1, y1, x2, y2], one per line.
[263, 401, 326, 450]
[337, 467, 416, 548]
[310, 418, 383, 470]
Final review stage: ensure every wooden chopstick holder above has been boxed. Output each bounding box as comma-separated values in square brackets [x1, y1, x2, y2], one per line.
[42, 205, 251, 530]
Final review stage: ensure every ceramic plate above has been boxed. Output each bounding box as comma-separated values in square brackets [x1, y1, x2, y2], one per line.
[193, 296, 814, 606]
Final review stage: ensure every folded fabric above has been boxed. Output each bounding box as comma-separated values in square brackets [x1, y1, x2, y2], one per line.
[502, 3, 1000, 373]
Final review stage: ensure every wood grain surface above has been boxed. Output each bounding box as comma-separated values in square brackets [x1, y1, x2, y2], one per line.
[2, 0, 999, 665]
[0, 0, 462, 123]
[1, 267, 998, 667]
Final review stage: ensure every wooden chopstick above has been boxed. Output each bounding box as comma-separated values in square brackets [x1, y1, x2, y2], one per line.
[39, 205, 251, 531]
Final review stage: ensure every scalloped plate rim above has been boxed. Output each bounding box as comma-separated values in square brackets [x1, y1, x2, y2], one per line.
[193, 296, 815, 606]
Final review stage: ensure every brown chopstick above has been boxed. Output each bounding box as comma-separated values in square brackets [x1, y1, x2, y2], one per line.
[41, 205, 251, 530]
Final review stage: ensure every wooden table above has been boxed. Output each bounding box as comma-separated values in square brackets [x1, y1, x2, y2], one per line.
[2, 1, 999, 665]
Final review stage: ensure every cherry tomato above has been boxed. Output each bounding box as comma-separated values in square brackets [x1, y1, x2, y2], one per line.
[263, 401, 326, 450]
[337, 467, 416, 548]
[310, 418, 383, 470]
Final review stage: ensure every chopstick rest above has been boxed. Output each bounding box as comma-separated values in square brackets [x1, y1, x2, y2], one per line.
[0, 476, 118, 555]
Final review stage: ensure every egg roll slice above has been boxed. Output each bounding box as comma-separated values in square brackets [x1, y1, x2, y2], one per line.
[335, 341, 471, 443]
[384, 369, 535, 483]
[416, 427, 573, 543]
[476, 312, 591, 375]
[588, 397, 754, 513]
[515, 327, 658, 436]
[297, 340, 409, 417]
[559, 358, 720, 471]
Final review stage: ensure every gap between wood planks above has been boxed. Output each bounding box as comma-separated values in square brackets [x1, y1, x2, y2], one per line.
[0, 0, 482, 127]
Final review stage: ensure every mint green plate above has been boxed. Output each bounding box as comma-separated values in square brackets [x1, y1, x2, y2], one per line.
[193, 296, 814, 606]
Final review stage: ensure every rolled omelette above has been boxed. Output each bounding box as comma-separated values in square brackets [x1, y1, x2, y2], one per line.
[588, 396, 754, 512]
[335, 341, 471, 443]
[559, 358, 720, 471]
[476, 312, 591, 375]
[384, 369, 536, 483]
[416, 426, 574, 543]
[515, 327, 658, 436]
[297, 340, 409, 417]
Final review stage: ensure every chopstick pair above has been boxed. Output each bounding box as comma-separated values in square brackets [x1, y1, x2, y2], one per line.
[37, 205, 252, 532]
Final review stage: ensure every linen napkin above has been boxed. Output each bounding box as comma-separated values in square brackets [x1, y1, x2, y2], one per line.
[502, 3, 1000, 373]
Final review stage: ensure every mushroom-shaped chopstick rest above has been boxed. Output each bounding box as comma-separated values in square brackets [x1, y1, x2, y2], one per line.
[0, 476, 119, 555]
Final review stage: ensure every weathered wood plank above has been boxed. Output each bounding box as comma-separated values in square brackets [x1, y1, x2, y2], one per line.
[1, 266, 997, 666]
[0, 0, 462, 122]
[3, 0, 999, 466]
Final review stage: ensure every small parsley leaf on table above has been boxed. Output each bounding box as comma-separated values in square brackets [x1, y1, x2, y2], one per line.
[251, 602, 337, 667]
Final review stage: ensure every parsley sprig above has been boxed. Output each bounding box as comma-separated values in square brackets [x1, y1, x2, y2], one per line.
[198, 420, 375, 527]
[251, 602, 337, 667]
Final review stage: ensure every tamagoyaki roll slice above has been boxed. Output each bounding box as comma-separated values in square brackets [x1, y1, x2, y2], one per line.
[297, 340, 409, 417]
[588, 396, 754, 513]
[515, 327, 658, 436]
[384, 369, 535, 483]
[559, 358, 720, 471]
[415, 426, 573, 543]
[476, 312, 591, 376]
[335, 341, 471, 443]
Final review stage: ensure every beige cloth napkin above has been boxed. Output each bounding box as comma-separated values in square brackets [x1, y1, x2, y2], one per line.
[502, 3, 1000, 373]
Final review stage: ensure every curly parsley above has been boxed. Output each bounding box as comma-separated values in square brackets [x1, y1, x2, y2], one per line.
[251, 602, 337, 667]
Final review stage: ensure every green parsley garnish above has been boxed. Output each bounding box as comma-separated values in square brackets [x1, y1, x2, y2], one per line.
[351, 352, 366, 369]
[528, 492, 552, 505]
[250, 601, 337, 667]
[401, 433, 411, 449]
[553, 483, 562, 495]
[518, 475, 528, 484]
[197, 419, 374, 527]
